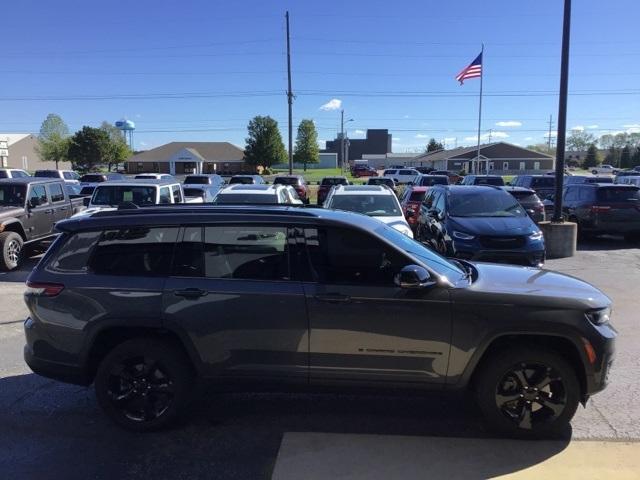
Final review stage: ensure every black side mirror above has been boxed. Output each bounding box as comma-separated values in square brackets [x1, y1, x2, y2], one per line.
[28, 197, 41, 208]
[394, 265, 435, 289]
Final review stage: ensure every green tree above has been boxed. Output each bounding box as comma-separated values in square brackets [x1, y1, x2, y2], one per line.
[293, 119, 319, 171]
[100, 121, 131, 172]
[632, 147, 640, 167]
[426, 138, 444, 152]
[566, 130, 595, 151]
[67, 126, 111, 172]
[36, 113, 70, 169]
[243, 116, 287, 170]
[620, 144, 632, 169]
[584, 143, 600, 168]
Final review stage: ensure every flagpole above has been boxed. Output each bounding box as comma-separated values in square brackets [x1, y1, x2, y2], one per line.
[475, 43, 484, 175]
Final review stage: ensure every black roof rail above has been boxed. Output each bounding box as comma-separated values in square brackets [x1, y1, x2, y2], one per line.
[90, 205, 319, 218]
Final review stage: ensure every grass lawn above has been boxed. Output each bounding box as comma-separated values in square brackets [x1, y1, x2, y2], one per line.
[270, 168, 358, 184]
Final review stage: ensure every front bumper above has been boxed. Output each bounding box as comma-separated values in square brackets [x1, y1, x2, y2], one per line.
[583, 321, 617, 397]
[453, 245, 545, 267]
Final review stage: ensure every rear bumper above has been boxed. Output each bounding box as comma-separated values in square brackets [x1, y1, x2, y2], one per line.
[24, 344, 90, 386]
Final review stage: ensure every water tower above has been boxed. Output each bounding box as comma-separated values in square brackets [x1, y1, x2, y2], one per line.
[115, 118, 135, 150]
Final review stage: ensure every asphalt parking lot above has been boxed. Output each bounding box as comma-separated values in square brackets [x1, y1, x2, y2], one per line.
[1, 237, 639, 479]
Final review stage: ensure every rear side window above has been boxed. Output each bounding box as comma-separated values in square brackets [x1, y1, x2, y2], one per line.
[49, 183, 65, 202]
[531, 177, 555, 187]
[47, 231, 102, 273]
[63, 172, 78, 180]
[510, 192, 539, 203]
[384, 170, 397, 175]
[171, 185, 182, 203]
[159, 187, 171, 204]
[88, 227, 178, 276]
[0, 171, 7, 178]
[34, 170, 58, 178]
[597, 187, 640, 202]
[399, 170, 414, 175]
[172, 225, 289, 280]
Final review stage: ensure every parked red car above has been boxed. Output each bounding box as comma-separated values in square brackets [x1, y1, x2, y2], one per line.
[352, 165, 378, 178]
[399, 185, 428, 231]
[273, 175, 310, 204]
[317, 176, 349, 205]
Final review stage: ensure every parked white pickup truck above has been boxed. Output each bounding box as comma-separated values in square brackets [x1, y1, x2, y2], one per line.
[73, 179, 200, 217]
[591, 164, 619, 175]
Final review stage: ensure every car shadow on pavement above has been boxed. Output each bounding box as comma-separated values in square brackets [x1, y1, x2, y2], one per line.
[577, 235, 638, 251]
[0, 257, 40, 283]
[0, 373, 570, 480]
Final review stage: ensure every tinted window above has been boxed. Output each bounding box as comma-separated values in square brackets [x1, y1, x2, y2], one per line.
[34, 170, 59, 178]
[321, 177, 348, 186]
[329, 194, 401, 217]
[80, 186, 95, 195]
[89, 227, 178, 276]
[409, 191, 426, 202]
[229, 176, 254, 184]
[304, 227, 409, 285]
[383, 170, 397, 175]
[399, 170, 415, 175]
[204, 226, 288, 280]
[49, 183, 65, 202]
[564, 187, 578, 201]
[172, 226, 204, 277]
[47, 231, 101, 272]
[159, 187, 171, 204]
[449, 191, 526, 217]
[214, 193, 278, 204]
[433, 192, 446, 212]
[418, 176, 448, 187]
[367, 178, 393, 186]
[578, 187, 594, 201]
[0, 185, 26, 206]
[474, 177, 504, 186]
[92, 186, 157, 206]
[531, 177, 555, 187]
[183, 187, 205, 198]
[509, 191, 540, 204]
[29, 185, 48, 205]
[0, 171, 7, 178]
[171, 185, 182, 203]
[184, 176, 210, 185]
[273, 177, 299, 186]
[80, 174, 106, 183]
[597, 187, 640, 202]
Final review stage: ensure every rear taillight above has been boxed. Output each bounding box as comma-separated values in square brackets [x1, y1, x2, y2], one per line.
[590, 205, 611, 213]
[25, 281, 64, 297]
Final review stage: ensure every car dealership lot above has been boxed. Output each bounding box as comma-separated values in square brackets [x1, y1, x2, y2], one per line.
[1, 239, 639, 479]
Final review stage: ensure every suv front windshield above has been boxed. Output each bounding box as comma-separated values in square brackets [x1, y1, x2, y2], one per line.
[0, 185, 27, 206]
[330, 194, 401, 217]
[273, 177, 299, 186]
[375, 224, 464, 281]
[450, 191, 526, 217]
[91, 186, 157, 206]
[184, 176, 210, 185]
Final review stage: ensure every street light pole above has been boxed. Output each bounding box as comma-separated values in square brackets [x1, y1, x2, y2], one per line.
[285, 11, 293, 175]
[552, 0, 572, 222]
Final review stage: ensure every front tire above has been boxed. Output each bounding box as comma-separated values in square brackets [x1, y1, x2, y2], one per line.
[475, 347, 580, 439]
[95, 338, 194, 432]
[0, 231, 23, 271]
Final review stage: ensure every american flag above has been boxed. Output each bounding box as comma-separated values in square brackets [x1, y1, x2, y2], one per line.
[455, 52, 483, 85]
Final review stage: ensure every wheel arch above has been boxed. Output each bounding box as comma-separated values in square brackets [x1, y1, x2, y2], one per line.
[464, 334, 588, 401]
[0, 220, 27, 240]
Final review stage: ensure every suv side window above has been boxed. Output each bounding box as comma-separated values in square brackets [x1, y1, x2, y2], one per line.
[171, 185, 182, 203]
[29, 185, 48, 205]
[564, 187, 578, 202]
[433, 191, 446, 213]
[47, 231, 102, 273]
[88, 227, 178, 276]
[159, 187, 171, 204]
[303, 227, 410, 285]
[399, 169, 413, 175]
[48, 183, 65, 203]
[578, 187, 593, 201]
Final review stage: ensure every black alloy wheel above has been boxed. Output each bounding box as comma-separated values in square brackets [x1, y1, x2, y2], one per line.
[495, 362, 567, 431]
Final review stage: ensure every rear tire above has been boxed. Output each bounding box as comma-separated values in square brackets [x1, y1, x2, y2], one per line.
[474, 347, 580, 439]
[95, 338, 194, 432]
[0, 231, 23, 271]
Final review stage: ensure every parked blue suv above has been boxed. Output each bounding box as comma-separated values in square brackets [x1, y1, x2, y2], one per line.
[417, 185, 545, 266]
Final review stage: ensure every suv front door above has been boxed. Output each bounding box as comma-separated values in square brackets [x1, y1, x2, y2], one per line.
[24, 184, 52, 238]
[299, 226, 451, 385]
[163, 224, 308, 382]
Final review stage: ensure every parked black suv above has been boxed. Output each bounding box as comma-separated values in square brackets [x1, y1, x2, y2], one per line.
[510, 175, 556, 200]
[24, 206, 615, 437]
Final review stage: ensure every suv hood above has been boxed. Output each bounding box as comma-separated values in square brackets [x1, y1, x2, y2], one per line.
[449, 215, 536, 236]
[465, 262, 610, 310]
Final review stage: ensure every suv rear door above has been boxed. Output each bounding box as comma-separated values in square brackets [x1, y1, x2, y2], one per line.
[298, 225, 451, 385]
[162, 224, 308, 382]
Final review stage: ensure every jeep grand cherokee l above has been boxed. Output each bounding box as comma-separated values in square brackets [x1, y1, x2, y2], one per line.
[23, 206, 615, 437]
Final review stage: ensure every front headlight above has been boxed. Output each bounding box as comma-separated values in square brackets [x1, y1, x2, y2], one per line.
[529, 230, 543, 241]
[585, 307, 611, 326]
[453, 231, 475, 240]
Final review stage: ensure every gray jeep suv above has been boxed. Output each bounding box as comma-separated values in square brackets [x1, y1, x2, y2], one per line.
[23, 206, 616, 437]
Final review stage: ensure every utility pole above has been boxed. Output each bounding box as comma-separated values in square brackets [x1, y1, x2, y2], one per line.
[552, 0, 571, 223]
[340, 109, 344, 171]
[487, 129, 493, 143]
[285, 11, 293, 175]
[547, 115, 554, 152]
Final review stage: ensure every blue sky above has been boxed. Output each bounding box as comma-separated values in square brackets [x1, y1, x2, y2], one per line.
[1, 0, 639, 152]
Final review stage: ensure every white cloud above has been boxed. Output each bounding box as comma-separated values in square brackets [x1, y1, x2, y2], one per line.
[623, 124, 640, 129]
[491, 131, 509, 139]
[392, 137, 401, 142]
[524, 137, 533, 141]
[463, 131, 509, 142]
[586, 125, 599, 129]
[415, 133, 429, 139]
[443, 137, 457, 143]
[353, 129, 365, 135]
[571, 125, 585, 132]
[495, 121, 522, 127]
[403, 115, 410, 119]
[319, 98, 342, 111]
[512, 142, 521, 146]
